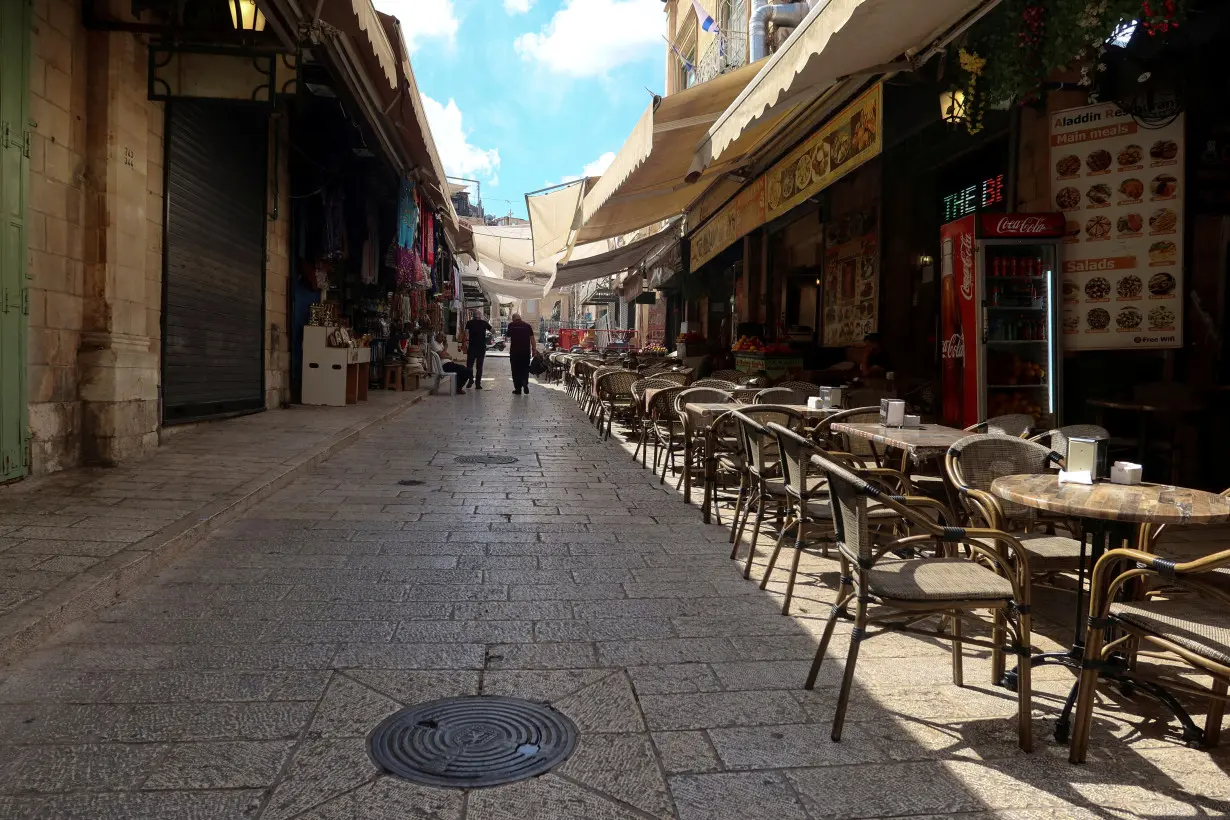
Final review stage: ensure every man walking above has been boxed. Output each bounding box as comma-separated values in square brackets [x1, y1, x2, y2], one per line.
[462, 310, 492, 389]
[506, 313, 537, 395]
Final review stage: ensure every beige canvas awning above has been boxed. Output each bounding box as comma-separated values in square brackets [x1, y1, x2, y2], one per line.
[690, 0, 990, 178]
[576, 62, 792, 244]
[526, 178, 595, 262]
[545, 224, 679, 295]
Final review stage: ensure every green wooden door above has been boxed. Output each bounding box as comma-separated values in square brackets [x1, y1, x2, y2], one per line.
[0, 0, 31, 481]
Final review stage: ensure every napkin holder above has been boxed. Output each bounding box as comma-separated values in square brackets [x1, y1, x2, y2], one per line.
[879, 399, 906, 428]
[1067, 437, 1109, 480]
[1110, 461, 1143, 485]
[904, 414, 921, 428]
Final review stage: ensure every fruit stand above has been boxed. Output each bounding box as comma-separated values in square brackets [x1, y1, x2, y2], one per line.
[732, 337, 803, 380]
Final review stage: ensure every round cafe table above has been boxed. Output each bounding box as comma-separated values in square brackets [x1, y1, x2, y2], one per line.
[990, 474, 1230, 743]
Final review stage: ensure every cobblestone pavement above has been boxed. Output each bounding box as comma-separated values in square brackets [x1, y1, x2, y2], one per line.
[0, 391, 424, 661]
[0, 359, 1226, 818]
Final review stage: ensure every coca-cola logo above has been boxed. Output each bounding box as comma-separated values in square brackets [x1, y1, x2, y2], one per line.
[996, 216, 1049, 234]
[958, 233, 974, 301]
[941, 333, 965, 360]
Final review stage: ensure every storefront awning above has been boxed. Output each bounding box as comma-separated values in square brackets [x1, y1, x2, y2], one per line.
[468, 223, 609, 279]
[577, 62, 790, 244]
[463, 259, 553, 302]
[545, 224, 679, 295]
[689, 0, 989, 179]
[526, 178, 595, 262]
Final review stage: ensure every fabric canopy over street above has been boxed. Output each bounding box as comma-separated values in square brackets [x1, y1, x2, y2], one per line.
[469, 223, 609, 279]
[577, 61, 791, 244]
[461, 258, 553, 302]
[689, 0, 988, 178]
[526, 179, 595, 262]
[545, 223, 679, 295]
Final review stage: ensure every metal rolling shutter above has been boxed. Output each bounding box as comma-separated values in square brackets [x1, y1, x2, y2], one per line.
[162, 100, 268, 423]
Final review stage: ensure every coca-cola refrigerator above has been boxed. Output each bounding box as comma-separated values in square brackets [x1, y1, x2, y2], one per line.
[940, 213, 1066, 429]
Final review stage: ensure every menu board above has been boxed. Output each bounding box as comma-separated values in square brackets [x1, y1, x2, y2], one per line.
[821, 206, 878, 347]
[1050, 102, 1183, 350]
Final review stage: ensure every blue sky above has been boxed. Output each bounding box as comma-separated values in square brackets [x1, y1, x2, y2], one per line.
[372, 0, 669, 220]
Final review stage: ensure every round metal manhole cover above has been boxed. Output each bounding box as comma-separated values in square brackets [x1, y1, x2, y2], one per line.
[454, 455, 519, 465]
[368, 696, 578, 788]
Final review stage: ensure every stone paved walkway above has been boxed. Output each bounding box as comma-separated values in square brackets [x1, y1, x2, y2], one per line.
[0, 390, 424, 659]
[0, 359, 1226, 818]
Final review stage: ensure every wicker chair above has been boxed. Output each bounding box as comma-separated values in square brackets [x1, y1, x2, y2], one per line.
[631, 377, 678, 465]
[764, 423, 923, 615]
[965, 413, 1035, 438]
[731, 387, 761, 403]
[1070, 546, 1230, 762]
[586, 365, 625, 421]
[673, 388, 736, 500]
[728, 408, 806, 577]
[654, 371, 691, 387]
[646, 386, 686, 481]
[711, 369, 745, 382]
[1029, 424, 1109, 459]
[777, 381, 823, 398]
[754, 387, 807, 405]
[814, 406, 884, 468]
[595, 370, 639, 441]
[692, 379, 740, 390]
[793, 433, 1035, 752]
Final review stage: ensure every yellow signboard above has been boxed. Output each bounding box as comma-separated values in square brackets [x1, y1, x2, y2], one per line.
[688, 83, 882, 271]
[765, 83, 881, 220]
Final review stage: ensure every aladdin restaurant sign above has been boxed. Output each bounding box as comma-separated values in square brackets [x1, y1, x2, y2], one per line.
[690, 83, 884, 271]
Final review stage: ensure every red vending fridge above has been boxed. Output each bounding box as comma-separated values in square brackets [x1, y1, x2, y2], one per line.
[940, 213, 1067, 430]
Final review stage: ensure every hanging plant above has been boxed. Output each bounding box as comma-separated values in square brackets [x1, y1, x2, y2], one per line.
[959, 0, 1188, 108]
[958, 49, 987, 134]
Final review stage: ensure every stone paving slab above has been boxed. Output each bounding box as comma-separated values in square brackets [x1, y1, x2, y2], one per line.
[0, 359, 1226, 819]
[0, 390, 426, 662]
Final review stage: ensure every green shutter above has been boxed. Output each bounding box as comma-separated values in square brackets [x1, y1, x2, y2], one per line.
[0, 0, 31, 480]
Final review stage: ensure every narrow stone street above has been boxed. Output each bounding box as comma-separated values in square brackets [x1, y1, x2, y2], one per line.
[0, 359, 1226, 819]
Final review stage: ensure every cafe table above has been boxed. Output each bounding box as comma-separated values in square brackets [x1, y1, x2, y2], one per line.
[684, 402, 842, 523]
[990, 473, 1230, 743]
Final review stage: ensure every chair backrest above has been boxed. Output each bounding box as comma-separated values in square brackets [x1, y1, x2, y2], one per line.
[655, 371, 691, 386]
[596, 370, 637, 400]
[674, 387, 735, 417]
[765, 419, 824, 507]
[1030, 424, 1109, 459]
[631, 377, 676, 402]
[815, 406, 882, 459]
[691, 379, 739, 390]
[754, 387, 805, 405]
[777, 381, 822, 398]
[732, 409, 800, 481]
[732, 387, 762, 403]
[710, 369, 744, 381]
[966, 413, 1035, 438]
[649, 386, 685, 423]
[946, 434, 1062, 523]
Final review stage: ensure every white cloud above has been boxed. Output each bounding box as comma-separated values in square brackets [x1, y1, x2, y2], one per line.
[553, 151, 617, 185]
[503, 0, 534, 13]
[420, 95, 501, 182]
[376, 0, 458, 52]
[514, 0, 662, 76]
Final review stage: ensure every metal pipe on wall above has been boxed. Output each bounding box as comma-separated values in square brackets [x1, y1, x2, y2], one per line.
[750, 0, 819, 62]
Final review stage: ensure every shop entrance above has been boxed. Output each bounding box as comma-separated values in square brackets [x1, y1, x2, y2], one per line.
[162, 100, 268, 423]
[0, 0, 31, 481]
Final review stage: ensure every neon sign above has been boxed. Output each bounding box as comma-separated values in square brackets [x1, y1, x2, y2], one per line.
[943, 173, 1006, 221]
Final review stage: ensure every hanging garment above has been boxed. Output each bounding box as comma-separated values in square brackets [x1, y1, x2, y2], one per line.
[398, 178, 419, 250]
[361, 197, 378, 284]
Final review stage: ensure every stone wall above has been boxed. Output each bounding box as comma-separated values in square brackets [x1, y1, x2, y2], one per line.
[265, 115, 291, 410]
[24, 0, 292, 474]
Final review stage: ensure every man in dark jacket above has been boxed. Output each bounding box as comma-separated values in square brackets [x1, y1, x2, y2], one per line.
[506, 313, 537, 395]
[462, 310, 493, 389]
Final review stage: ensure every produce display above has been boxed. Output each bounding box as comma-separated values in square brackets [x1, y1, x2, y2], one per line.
[731, 336, 793, 354]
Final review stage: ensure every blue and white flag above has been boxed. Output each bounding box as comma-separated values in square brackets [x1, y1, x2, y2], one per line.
[691, 0, 719, 35]
[662, 35, 694, 74]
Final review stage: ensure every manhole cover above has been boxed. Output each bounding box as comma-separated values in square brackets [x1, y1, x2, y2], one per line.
[454, 455, 519, 465]
[368, 696, 578, 788]
[397, 479, 424, 486]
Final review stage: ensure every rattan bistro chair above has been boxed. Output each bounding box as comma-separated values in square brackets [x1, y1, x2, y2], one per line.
[777, 381, 823, 398]
[797, 439, 1036, 752]
[755, 387, 808, 405]
[1069, 546, 1230, 762]
[647, 386, 685, 481]
[728, 408, 806, 575]
[814, 406, 884, 468]
[965, 413, 1035, 438]
[711, 369, 744, 382]
[673, 387, 736, 499]
[631, 377, 677, 465]
[732, 387, 762, 402]
[595, 370, 639, 441]
[691, 378, 740, 390]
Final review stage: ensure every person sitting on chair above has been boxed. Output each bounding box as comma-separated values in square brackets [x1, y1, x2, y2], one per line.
[417, 331, 470, 395]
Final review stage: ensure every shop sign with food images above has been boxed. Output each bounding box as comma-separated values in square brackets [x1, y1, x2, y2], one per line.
[766, 84, 882, 222]
[690, 177, 766, 270]
[822, 206, 879, 347]
[1050, 101, 1183, 350]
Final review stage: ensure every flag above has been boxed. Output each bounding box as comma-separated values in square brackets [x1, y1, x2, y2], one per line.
[691, 0, 719, 35]
[662, 35, 694, 74]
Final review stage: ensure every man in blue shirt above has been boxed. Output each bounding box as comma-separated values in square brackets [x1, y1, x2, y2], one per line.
[506, 313, 537, 395]
[462, 310, 493, 389]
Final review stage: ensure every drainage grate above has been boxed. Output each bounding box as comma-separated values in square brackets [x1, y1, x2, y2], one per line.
[454, 455, 519, 465]
[397, 479, 424, 486]
[368, 696, 578, 788]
